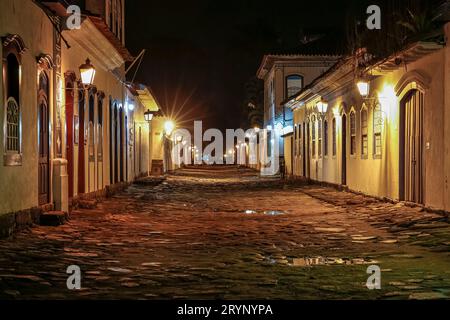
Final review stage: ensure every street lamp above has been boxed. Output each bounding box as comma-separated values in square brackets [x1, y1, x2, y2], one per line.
[316, 98, 329, 114]
[79, 58, 96, 87]
[144, 109, 156, 122]
[164, 120, 175, 136]
[357, 80, 370, 98]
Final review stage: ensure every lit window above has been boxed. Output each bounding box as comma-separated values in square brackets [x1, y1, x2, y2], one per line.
[373, 103, 382, 157]
[286, 75, 303, 99]
[350, 111, 356, 155]
[361, 108, 368, 158]
[324, 120, 328, 156]
[332, 118, 337, 156]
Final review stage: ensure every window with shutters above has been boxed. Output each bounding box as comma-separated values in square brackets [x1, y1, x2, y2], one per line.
[373, 103, 382, 158]
[350, 111, 356, 156]
[361, 107, 368, 158]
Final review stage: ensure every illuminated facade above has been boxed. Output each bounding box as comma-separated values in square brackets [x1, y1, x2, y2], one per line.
[0, 0, 160, 237]
[285, 23, 450, 211]
[256, 55, 339, 175]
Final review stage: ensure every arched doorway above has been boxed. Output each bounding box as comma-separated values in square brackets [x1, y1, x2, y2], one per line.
[114, 104, 118, 184]
[38, 71, 50, 205]
[341, 114, 347, 186]
[119, 107, 124, 182]
[399, 89, 424, 204]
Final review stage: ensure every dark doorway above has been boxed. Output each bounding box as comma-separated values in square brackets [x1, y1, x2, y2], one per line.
[114, 104, 118, 184]
[302, 123, 306, 177]
[38, 72, 50, 205]
[109, 99, 114, 184]
[119, 108, 124, 182]
[399, 90, 424, 204]
[65, 78, 74, 198]
[341, 114, 347, 185]
[306, 122, 310, 179]
[78, 90, 85, 194]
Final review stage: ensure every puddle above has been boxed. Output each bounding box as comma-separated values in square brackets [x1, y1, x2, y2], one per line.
[291, 256, 379, 267]
[264, 210, 285, 216]
[243, 210, 286, 215]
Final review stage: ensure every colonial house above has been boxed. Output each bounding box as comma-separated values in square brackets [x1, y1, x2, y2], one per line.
[0, 0, 162, 237]
[256, 54, 339, 175]
[284, 22, 450, 212]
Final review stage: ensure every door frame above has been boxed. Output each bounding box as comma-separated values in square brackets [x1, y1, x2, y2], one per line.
[399, 89, 425, 203]
[64, 72, 76, 198]
[37, 71, 50, 205]
[341, 113, 347, 186]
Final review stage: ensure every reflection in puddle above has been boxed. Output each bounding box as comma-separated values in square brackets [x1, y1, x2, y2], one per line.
[290, 256, 379, 267]
[243, 210, 286, 215]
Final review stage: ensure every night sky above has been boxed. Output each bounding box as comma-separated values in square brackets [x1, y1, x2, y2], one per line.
[125, 0, 373, 131]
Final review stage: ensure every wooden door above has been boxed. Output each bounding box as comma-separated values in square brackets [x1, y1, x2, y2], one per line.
[38, 98, 49, 205]
[400, 90, 424, 203]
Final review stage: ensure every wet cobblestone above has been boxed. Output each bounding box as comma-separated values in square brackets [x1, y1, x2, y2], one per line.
[0, 166, 449, 300]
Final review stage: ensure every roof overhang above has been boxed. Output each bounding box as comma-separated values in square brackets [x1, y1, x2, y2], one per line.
[256, 54, 340, 79]
[370, 42, 444, 76]
[64, 18, 129, 71]
[128, 84, 160, 112]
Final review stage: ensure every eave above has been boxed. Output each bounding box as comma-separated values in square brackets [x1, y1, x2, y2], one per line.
[64, 18, 128, 71]
[370, 42, 444, 76]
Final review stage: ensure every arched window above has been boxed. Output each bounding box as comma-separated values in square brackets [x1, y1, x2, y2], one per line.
[286, 75, 303, 99]
[361, 107, 368, 158]
[350, 111, 356, 155]
[3, 34, 25, 166]
[324, 120, 329, 156]
[373, 103, 382, 157]
[311, 115, 316, 158]
[318, 119, 322, 157]
[332, 117, 337, 156]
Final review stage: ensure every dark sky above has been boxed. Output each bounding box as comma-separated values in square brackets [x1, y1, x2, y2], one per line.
[125, 0, 366, 131]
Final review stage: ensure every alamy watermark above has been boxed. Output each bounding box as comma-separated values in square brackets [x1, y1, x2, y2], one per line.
[66, 265, 82, 290]
[366, 265, 381, 290]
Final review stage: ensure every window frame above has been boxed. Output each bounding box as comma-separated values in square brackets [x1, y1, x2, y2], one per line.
[360, 105, 369, 159]
[311, 115, 316, 158]
[2, 35, 25, 166]
[285, 74, 303, 99]
[350, 110, 357, 156]
[373, 103, 383, 159]
[332, 117, 337, 157]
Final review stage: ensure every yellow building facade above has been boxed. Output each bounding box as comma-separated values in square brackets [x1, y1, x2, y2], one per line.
[286, 24, 450, 212]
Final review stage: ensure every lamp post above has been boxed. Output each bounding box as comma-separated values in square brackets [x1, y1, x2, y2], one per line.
[144, 109, 156, 176]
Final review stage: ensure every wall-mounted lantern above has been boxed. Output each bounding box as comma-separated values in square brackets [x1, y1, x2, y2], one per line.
[316, 98, 329, 114]
[79, 58, 96, 87]
[144, 109, 156, 122]
[357, 80, 370, 98]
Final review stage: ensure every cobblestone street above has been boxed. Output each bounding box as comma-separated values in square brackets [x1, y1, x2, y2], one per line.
[1, 166, 449, 300]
